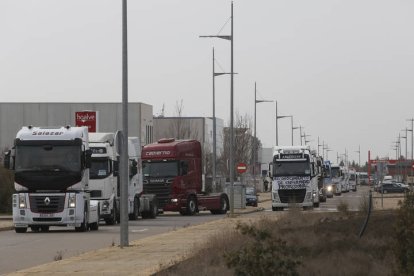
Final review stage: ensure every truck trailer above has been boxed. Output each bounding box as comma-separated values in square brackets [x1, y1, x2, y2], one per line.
[4, 126, 99, 233]
[141, 138, 229, 215]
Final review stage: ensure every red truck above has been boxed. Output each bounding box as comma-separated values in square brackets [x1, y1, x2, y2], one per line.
[141, 138, 229, 215]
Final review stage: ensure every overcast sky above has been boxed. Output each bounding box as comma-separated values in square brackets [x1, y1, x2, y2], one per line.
[1, 0, 414, 164]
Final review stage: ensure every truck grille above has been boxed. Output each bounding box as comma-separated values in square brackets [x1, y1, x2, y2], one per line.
[278, 189, 306, 203]
[29, 195, 65, 213]
[33, 218, 62, 222]
[143, 181, 172, 208]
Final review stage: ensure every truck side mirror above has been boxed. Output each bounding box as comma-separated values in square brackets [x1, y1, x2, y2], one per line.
[130, 159, 138, 177]
[85, 149, 92, 168]
[113, 160, 119, 177]
[3, 150, 11, 169]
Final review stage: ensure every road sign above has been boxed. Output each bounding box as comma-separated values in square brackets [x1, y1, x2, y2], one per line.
[236, 163, 247, 174]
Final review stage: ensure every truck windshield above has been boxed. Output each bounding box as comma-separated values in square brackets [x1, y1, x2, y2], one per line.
[349, 174, 356, 181]
[14, 144, 83, 191]
[273, 161, 310, 176]
[15, 145, 81, 172]
[143, 161, 178, 177]
[331, 167, 341, 177]
[90, 158, 111, 179]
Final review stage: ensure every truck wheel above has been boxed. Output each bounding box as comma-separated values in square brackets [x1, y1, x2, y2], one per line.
[30, 226, 40, 232]
[15, 227, 27, 233]
[75, 209, 88, 232]
[40, 225, 49, 232]
[148, 201, 158, 219]
[129, 197, 140, 221]
[314, 202, 320, 208]
[105, 205, 117, 225]
[186, 196, 197, 216]
[211, 196, 228, 214]
[89, 221, 99, 231]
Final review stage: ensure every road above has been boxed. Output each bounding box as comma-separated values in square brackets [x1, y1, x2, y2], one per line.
[0, 212, 227, 275]
[0, 186, 371, 275]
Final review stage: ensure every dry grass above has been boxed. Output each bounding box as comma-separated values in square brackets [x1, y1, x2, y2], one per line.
[155, 210, 398, 276]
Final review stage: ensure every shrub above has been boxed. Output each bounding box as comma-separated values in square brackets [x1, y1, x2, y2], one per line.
[0, 166, 14, 213]
[225, 222, 300, 276]
[337, 200, 349, 214]
[394, 192, 414, 275]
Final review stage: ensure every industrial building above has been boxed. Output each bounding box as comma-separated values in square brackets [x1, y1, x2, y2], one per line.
[0, 102, 153, 151]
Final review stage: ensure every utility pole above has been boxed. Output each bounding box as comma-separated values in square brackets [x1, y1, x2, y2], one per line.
[120, 0, 129, 248]
[254, 83, 272, 190]
[200, 2, 235, 215]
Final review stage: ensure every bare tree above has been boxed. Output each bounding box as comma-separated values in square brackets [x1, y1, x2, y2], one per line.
[166, 100, 200, 140]
[218, 111, 260, 180]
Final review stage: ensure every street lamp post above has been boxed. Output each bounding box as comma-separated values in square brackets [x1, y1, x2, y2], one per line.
[120, 0, 129, 248]
[276, 114, 291, 146]
[200, 1, 235, 215]
[254, 82, 272, 188]
[355, 145, 361, 169]
[211, 48, 232, 191]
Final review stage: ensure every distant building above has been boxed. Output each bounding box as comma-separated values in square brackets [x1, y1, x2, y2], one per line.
[153, 116, 224, 155]
[0, 102, 153, 151]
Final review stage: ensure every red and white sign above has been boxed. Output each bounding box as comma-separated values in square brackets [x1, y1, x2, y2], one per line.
[236, 162, 247, 174]
[75, 111, 99, 133]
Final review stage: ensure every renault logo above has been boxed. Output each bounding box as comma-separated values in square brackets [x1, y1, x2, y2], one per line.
[44, 197, 51, 206]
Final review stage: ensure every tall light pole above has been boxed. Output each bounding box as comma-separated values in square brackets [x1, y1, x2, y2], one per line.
[200, 1, 235, 215]
[120, 0, 129, 248]
[317, 137, 322, 157]
[302, 132, 311, 146]
[211, 48, 232, 191]
[290, 116, 295, 146]
[253, 82, 272, 187]
[355, 145, 361, 170]
[299, 126, 304, 146]
[407, 118, 414, 178]
[276, 114, 291, 146]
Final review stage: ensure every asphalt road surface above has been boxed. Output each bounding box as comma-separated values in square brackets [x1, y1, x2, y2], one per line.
[0, 212, 226, 275]
[0, 186, 371, 275]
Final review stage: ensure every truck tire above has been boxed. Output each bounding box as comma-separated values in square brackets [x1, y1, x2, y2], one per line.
[148, 201, 158, 219]
[15, 227, 27, 233]
[30, 226, 40, 232]
[185, 196, 197, 216]
[129, 197, 140, 221]
[314, 202, 320, 208]
[210, 195, 228, 215]
[105, 204, 117, 225]
[75, 207, 88, 232]
[40, 225, 49, 232]
[89, 221, 99, 231]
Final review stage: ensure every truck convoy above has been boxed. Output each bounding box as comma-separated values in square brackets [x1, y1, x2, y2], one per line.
[4, 126, 99, 233]
[141, 138, 229, 215]
[88, 133, 158, 224]
[270, 145, 319, 211]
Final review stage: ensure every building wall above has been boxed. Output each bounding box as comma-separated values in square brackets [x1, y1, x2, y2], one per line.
[0, 102, 153, 151]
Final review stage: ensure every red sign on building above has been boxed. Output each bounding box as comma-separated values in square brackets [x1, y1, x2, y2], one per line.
[75, 111, 99, 133]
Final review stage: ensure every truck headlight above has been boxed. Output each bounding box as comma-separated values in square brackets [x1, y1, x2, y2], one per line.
[327, 186, 332, 192]
[171, 198, 178, 203]
[102, 201, 109, 210]
[68, 194, 76, 208]
[19, 194, 26, 208]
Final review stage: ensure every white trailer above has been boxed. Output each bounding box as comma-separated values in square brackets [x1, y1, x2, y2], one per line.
[271, 145, 319, 211]
[88, 133, 158, 225]
[4, 126, 99, 233]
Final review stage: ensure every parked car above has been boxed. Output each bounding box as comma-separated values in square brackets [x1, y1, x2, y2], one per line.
[245, 187, 258, 207]
[380, 183, 409, 194]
